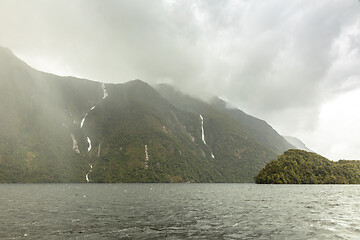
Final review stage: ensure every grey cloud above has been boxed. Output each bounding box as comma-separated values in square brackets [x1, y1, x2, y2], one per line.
[0, 0, 360, 157]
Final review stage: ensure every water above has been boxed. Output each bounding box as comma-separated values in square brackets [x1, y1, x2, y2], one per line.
[1, 184, 360, 239]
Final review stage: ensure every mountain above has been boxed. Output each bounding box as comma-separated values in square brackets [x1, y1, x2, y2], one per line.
[0, 46, 294, 183]
[156, 84, 294, 155]
[284, 136, 312, 152]
[210, 98, 295, 154]
[255, 149, 360, 184]
[0, 46, 102, 182]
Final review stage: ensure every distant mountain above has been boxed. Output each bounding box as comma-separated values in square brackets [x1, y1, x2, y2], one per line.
[0, 46, 295, 183]
[284, 136, 312, 152]
[255, 149, 360, 184]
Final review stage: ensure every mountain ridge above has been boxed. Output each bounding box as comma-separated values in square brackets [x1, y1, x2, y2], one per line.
[0, 46, 296, 183]
[156, 84, 294, 154]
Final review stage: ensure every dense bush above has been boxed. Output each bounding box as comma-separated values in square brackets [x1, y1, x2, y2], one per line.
[255, 149, 360, 184]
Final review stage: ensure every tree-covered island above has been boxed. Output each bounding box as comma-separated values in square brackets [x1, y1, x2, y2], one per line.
[255, 149, 360, 184]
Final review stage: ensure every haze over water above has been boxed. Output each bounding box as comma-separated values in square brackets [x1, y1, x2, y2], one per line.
[1, 184, 359, 239]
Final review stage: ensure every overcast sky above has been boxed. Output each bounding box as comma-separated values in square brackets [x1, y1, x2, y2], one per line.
[0, 0, 359, 160]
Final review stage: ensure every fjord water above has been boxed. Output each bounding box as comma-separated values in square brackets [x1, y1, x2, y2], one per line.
[1, 184, 359, 239]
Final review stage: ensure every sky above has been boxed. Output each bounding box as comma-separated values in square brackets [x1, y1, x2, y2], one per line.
[0, 0, 359, 160]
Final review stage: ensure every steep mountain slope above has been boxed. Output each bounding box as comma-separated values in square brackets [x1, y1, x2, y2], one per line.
[0, 46, 293, 182]
[156, 84, 291, 181]
[210, 97, 294, 154]
[81, 80, 226, 182]
[156, 84, 293, 155]
[0, 46, 102, 182]
[284, 136, 312, 152]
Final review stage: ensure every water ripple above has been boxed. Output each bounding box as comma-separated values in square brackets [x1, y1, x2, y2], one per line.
[1, 184, 360, 239]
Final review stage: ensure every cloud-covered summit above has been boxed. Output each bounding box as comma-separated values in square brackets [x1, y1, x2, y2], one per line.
[0, 0, 359, 160]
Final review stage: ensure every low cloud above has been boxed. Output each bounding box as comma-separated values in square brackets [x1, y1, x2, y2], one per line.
[0, 0, 359, 159]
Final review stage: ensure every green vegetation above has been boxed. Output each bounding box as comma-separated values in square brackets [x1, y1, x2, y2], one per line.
[156, 84, 282, 182]
[255, 149, 360, 184]
[210, 97, 294, 154]
[0, 46, 293, 183]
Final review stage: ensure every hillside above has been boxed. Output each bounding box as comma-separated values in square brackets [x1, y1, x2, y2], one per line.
[0, 46, 294, 183]
[255, 149, 360, 184]
[210, 97, 294, 154]
[156, 84, 294, 155]
[284, 136, 312, 152]
[156, 84, 284, 182]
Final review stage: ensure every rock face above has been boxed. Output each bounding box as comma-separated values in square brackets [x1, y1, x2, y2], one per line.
[0, 46, 295, 183]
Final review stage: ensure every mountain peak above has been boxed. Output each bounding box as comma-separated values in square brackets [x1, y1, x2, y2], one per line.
[0, 45, 32, 73]
[0, 46, 299, 183]
[126, 79, 149, 87]
[0, 45, 13, 55]
[0, 45, 18, 63]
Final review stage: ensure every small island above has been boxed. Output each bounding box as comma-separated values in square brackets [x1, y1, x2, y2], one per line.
[255, 149, 360, 184]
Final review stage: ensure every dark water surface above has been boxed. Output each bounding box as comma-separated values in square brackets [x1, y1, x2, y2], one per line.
[1, 184, 360, 239]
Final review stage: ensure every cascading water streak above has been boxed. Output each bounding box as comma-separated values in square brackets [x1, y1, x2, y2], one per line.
[87, 137, 92, 152]
[199, 114, 215, 158]
[199, 114, 207, 145]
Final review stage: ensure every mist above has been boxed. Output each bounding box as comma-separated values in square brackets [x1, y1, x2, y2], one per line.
[0, 0, 360, 159]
